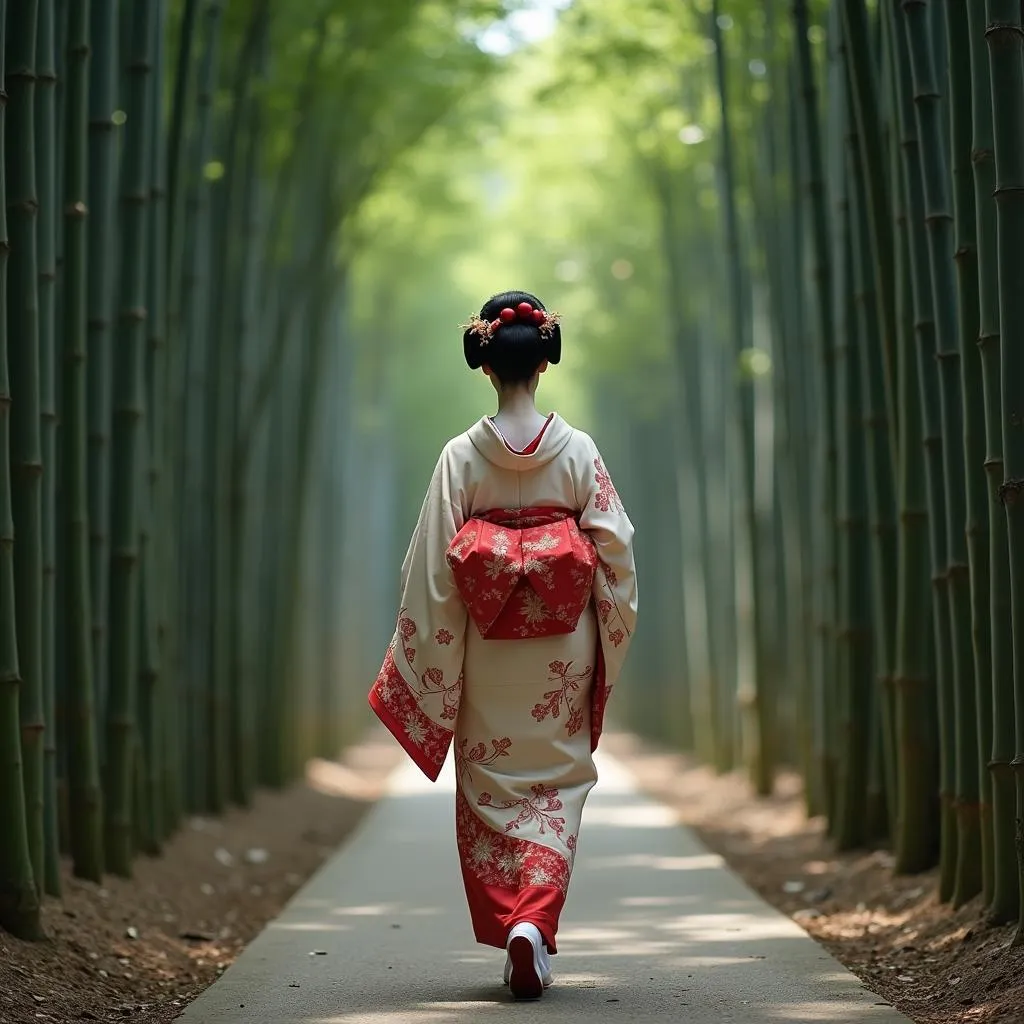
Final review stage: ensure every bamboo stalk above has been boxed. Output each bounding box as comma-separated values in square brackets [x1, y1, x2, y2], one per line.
[85, 0, 118, 750]
[710, 0, 774, 797]
[968, 0, 1019, 923]
[146, 0, 175, 841]
[34, 0, 60, 899]
[61, 0, 103, 885]
[170, 0, 223, 813]
[842, 17, 900, 843]
[105, 0, 155, 877]
[0, 0, 44, 940]
[984, 0, 1024, 942]
[831, 38, 872, 850]
[6, 0, 46, 899]
[945, 0, 995, 908]
[903, 0, 981, 906]
[793, 0, 838, 818]
[839, 0, 898, 464]
[889, 0, 948, 877]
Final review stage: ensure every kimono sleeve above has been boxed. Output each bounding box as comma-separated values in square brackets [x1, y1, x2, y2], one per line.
[578, 438, 638, 749]
[368, 447, 469, 781]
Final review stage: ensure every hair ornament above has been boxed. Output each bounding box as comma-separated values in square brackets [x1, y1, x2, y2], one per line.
[461, 302, 561, 346]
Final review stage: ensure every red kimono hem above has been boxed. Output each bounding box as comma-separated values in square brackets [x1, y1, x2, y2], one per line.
[460, 874, 565, 954]
[368, 687, 443, 782]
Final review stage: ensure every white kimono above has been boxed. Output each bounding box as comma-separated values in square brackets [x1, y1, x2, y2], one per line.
[368, 413, 637, 952]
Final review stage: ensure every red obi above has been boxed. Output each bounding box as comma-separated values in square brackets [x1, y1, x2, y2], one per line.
[446, 507, 598, 640]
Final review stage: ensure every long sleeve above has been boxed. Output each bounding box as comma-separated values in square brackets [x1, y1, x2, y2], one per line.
[578, 438, 638, 749]
[368, 446, 469, 781]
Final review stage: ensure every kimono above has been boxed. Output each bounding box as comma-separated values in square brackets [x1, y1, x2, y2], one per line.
[368, 413, 637, 954]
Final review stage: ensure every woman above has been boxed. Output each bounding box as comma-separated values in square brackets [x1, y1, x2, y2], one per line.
[368, 290, 637, 1000]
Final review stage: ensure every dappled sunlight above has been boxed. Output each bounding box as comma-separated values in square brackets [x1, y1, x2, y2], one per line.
[582, 801, 680, 828]
[179, 740, 907, 1023]
[315, 1011, 485, 1023]
[305, 758, 387, 802]
[267, 921, 354, 934]
[586, 851, 726, 871]
[554, 924, 647, 945]
[764, 1002, 898, 1022]
[329, 904, 398, 917]
[656, 911, 808, 943]
[619, 894, 702, 908]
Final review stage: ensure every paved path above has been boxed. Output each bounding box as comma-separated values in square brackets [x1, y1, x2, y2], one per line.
[178, 752, 911, 1023]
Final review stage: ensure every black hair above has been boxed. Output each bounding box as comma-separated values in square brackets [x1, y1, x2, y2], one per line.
[462, 290, 562, 385]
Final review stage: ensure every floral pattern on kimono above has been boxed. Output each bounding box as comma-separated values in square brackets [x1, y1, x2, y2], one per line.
[368, 414, 637, 953]
[368, 447, 468, 782]
[456, 788, 573, 895]
[368, 419, 637, 771]
[579, 450, 637, 749]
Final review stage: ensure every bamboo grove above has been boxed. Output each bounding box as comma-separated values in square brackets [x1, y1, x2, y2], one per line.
[583, 0, 1024, 943]
[0, 0, 503, 940]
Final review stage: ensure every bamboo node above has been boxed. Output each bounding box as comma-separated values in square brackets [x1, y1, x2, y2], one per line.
[998, 479, 1024, 506]
[984, 23, 1024, 43]
[993, 184, 1024, 202]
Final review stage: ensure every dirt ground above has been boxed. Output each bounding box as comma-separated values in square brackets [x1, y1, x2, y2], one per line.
[4, 725, 1023, 1023]
[602, 731, 1024, 1024]
[0, 731, 402, 1024]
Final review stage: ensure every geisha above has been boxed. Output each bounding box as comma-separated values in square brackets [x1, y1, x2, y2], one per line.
[368, 291, 638, 1000]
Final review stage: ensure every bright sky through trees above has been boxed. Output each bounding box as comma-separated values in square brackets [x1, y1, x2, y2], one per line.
[475, 0, 572, 55]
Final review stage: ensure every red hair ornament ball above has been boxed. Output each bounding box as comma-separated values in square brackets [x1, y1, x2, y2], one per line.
[461, 301, 561, 348]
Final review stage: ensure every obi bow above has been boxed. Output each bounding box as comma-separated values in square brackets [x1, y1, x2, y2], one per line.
[446, 507, 598, 640]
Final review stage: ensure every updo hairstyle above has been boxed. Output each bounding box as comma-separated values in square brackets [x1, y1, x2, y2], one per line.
[462, 290, 562, 385]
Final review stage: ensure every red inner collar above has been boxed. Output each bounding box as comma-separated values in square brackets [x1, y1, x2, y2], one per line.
[491, 413, 554, 455]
